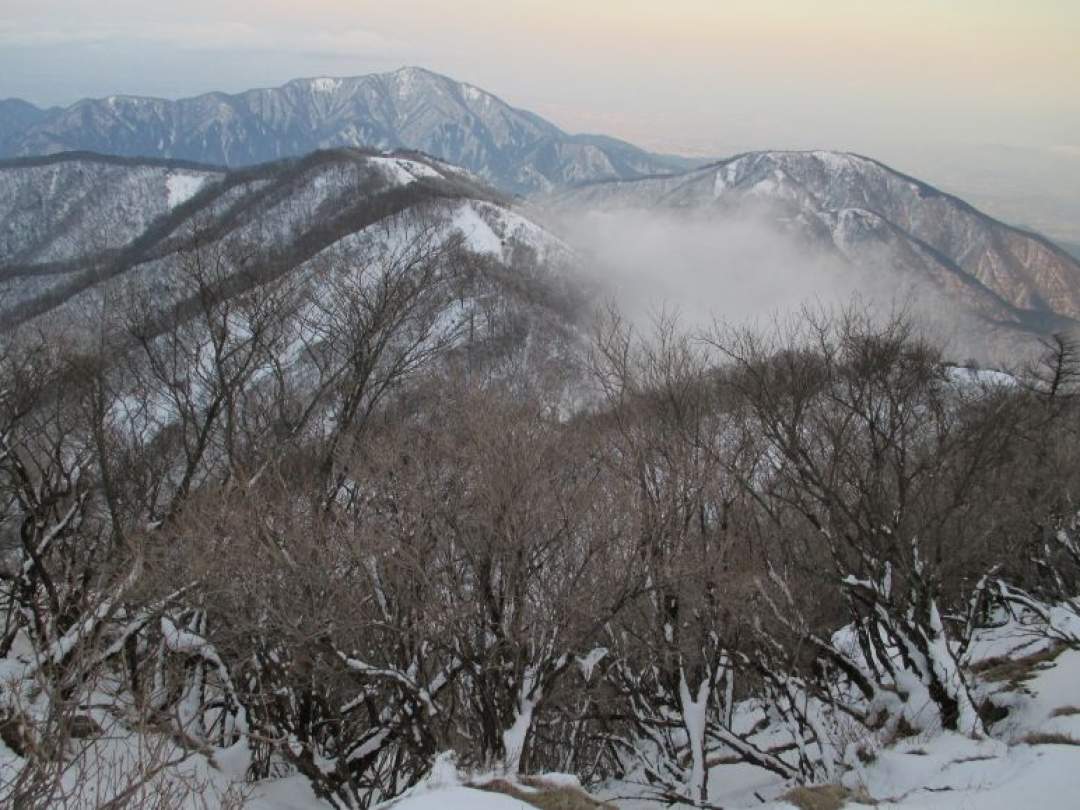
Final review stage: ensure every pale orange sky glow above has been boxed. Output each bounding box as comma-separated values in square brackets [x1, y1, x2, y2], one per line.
[2, 0, 1077, 157]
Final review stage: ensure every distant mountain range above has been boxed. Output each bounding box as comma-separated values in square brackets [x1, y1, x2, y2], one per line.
[550, 150, 1080, 341]
[3, 68, 1080, 358]
[4, 147, 1080, 363]
[0, 68, 699, 195]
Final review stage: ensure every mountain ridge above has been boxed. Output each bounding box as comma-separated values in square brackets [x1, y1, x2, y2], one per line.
[0, 148, 579, 335]
[548, 148, 1080, 333]
[0, 67, 702, 195]
[618, 149, 1076, 256]
[6, 146, 1080, 355]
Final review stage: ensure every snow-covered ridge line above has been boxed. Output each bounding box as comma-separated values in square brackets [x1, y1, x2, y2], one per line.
[0, 67, 699, 195]
[0, 147, 575, 329]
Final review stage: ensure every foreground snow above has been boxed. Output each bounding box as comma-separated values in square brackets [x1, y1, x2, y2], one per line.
[603, 619, 1080, 810]
[4, 619, 1076, 809]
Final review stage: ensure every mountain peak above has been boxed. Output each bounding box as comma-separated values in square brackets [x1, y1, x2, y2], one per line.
[0, 68, 696, 193]
[726, 150, 868, 170]
[390, 65, 438, 79]
[307, 77, 343, 94]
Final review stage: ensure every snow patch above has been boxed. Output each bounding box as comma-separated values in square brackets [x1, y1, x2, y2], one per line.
[165, 173, 208, 209]
[451, 203, 503, 256]
[463, 85, 486, 103]
[947, 365, 1018, 387]
[369, 157, 444, 187]
[392, 786, 533, 810]
[714, 169, 728, 197]
[811, 150, 857, 172]
[310, 77, 341, 94]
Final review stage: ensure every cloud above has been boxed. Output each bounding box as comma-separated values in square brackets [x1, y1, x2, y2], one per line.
[550, 206, 862, 332]
[546, 204, 1018, 364]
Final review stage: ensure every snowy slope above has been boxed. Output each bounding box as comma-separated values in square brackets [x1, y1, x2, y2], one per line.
[0, 155, 223, 264]
[594, 616, 1080, 810]
[0, 149, 584, 412]
[0, 149, 573, 320]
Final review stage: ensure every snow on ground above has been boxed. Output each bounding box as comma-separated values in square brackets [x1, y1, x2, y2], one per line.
[976, 644, 1080, 746]
[945, 365, 1018, 387]
[5, 612, 1076, 809]
[310, 78, 342, 94]
[451, 202, 505, 255]
[0, 704, 329, 810]
[837, 735, 1076, 809]
[166, 172, 210, 208]
[369, 156, 445, 187]
[391, 786, 533, 810]
[598, 616, 1080, 810]
[300, 196, 569, 268]
[258, 618, 1078, 809]
[8, 642, 1079, 810]
[453, 200, 573, 263]
[768, 620, 1080, 809]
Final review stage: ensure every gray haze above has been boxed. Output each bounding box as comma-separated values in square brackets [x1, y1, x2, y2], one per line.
[555, 208, 858, 328]
[550, 206, 1013, 365]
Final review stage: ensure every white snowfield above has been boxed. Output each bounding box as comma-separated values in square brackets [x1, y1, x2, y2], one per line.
[369, 156, 446, 186]
[165, 171, 209, 208]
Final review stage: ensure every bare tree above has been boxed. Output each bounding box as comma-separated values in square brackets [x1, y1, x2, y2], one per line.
[588, 310, 772, 805]
[708, 307, 1026, 739]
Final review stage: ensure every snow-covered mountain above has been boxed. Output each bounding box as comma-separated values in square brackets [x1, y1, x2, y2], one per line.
[549, 150, 1080, 337]
[0, 153, 222, 266]
[0, 68, 697, 195]
[6, 146, 1080, 359]
[0, 150, 579, 349]
[0, 99, 54, 151]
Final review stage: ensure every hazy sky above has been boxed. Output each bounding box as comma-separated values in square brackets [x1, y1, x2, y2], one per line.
[2, 0, 1078, 158]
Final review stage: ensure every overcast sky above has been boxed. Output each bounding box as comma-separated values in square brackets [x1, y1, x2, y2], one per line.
[2, 0, 1078, 159]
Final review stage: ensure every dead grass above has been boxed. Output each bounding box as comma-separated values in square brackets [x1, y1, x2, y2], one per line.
[473, 778, 615, 810]
[970, 644, 1066, 690]
[1050, 705, 1080, 718]
[1019, 732, 1080, 746]
[780, 784, 876, 810]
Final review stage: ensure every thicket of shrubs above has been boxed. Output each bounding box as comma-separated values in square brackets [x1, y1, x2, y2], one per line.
[1, 221, 1078, 808]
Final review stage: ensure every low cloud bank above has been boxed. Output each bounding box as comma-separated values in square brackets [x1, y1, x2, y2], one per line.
[546, 205, 1015, 364]
[553, 206, 864, 328]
